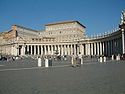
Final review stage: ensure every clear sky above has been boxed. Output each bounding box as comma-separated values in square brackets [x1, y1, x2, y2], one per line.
[0, 0, 125, 36]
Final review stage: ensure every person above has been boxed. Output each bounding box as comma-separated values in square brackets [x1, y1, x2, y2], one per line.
[78, 52, 83, 65]
[49, 57, 52, 66]
[71, 53, 77, 67]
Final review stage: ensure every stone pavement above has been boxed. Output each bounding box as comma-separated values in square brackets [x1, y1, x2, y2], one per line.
[0, 58, 125, 94]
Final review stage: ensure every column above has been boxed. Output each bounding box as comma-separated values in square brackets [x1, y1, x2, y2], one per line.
[83, 44, 85, 55]
[106, 41, 108, 56]
[70, 44, 73, 55]
[21, 45, 25, 55]
[31, 45, 32, 55]
[102, 42, 104, 55]
[64, 45, 67, 55]
[48, 45, 50, 55]
[94, 43, 96, 55]
[110, 40, 113, 55]
[44, 45, 46, 55]
[74, 44, 76, 55]
[91, 43, 94, 55]
[55, 45, 57, 52]
[100, 42, 102, 55]
[67, 45, 70, 55]
[88, 43, 90, 55]
[27, 45, 29, 54]
[107, 41, 110, 56]
[60, 45, 62, 56]
[58, 45, 60, 55]
[41, 45, 43, 55]
[36, 45, 39, 55]
[79, 44, 82, 55]
[51, 45, 53, 55]
[34, 45, 36, 55]
[97, 42, 99, 55]
[85, 44, 88, 55]
[122, 30, 125, 54]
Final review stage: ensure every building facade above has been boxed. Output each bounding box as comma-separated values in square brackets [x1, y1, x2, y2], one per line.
[0, 11, 125, 57]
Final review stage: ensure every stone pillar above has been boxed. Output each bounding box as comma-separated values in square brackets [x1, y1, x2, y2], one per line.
[88, 43, 90, 55]
[41, 45, 43, 55]
[97, 42, 99, 55]
[122, 29, 125, 54]
[64, 45, 67, 55]
[44, 45, 47, 55]
[74, 44, 76, 55]
[107, 41, 110, 56]
[31, 45, 32, 55]
[21, 45, 25, 56]
[94, 43, 97, 55]
[58, 45, 60, 55]
[60, 45, 63, 56]
[71, 44, 73, 55]
[100, 42, 102, 55]
[27, 45, 29, 54]
[34, 45, 36, 55]
[80, 44, 83, 55]
[91, 43, 93, 55]
[48, 45, 50, 55]
[67, 45, 70, 55]
[83, 44, 85, 55]
[37, 45, 39, 55]
[55, 45, 57, 52]
[110, 40, 113, 55]
[85, 44, 88, 55]
[102, 42, 104, 55]
[51, 45, 53, 55]
[104, 41, 107, 56]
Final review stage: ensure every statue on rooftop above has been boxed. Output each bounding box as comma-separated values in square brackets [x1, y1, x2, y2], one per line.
[120, 10, 125, 25]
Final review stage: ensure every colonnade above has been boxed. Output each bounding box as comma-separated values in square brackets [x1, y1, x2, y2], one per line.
[19, 44, 78, 56]
[17, 37, 123, 57]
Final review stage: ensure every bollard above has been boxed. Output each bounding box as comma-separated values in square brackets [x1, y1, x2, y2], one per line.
[104, 56, 106, 62]
[38, 57, 41, 67]
[99, 57, 103, 63]
[71, 57, 74, 65]
[78, 54, 83, 65]
[45, 58, 49, 67]
[64, 57, 67, 60]
[116, 54, 120, 60]
[80, 58, 83, 65]
[112, 55, 114, 60]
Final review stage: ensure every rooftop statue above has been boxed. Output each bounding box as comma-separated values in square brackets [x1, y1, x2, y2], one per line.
[120, 10, 125, 25]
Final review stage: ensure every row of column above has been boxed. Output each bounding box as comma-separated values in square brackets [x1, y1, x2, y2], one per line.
[104, 38, 122, 56]
[19, 44, 78, 56]
[18, 42, 105, 56]
[18, 37, 123, 56]
[80, 42, 104, 56]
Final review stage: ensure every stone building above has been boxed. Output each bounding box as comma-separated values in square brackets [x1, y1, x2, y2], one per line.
[0, 11, 125, 57]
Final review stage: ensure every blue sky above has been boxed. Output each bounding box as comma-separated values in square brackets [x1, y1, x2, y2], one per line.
[0, 0, 125, 36]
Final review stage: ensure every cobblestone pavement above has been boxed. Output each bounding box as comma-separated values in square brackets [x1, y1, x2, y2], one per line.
[0, 58, 125, 94]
